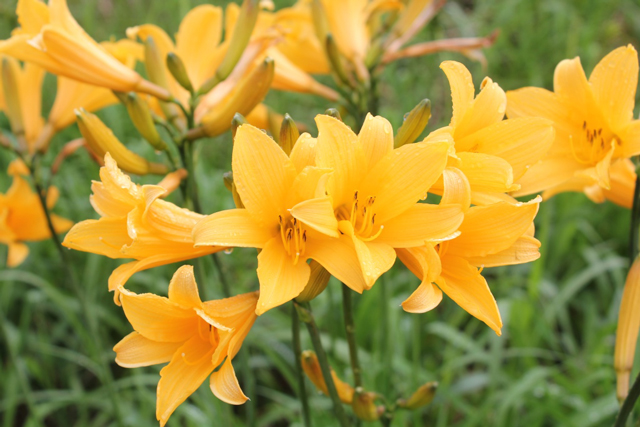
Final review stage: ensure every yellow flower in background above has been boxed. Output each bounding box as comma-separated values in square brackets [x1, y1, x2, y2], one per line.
[507, 45, 640, 208]
[114, 265, 258, 427]
[311, 114, 462, 289]
[0, 160, 73, 267]
[0, 0, 169, 99]
[62, 153, 222, 301]
[430, 60, 555, 205]
[301, 350, 354, 403]
[193, 124, 367, 314]
[615, 256, 640, 401]
[398, 168, 541, 335]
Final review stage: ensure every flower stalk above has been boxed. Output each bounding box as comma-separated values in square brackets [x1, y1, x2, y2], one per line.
[343, 284, 363, 388]
[292, 304, 312, 427]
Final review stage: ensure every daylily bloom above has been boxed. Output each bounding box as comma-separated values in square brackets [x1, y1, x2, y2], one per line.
[193, 123, 367, 314]
[311, 114, 463, 289]
[506, 45, 640, 208]
[0, 160, 73, 266]
[0, 0, 169, 99]
[62, 153, 222, 301]
[114, 265, 258, 427]
[397, 168, 541, 335]
[429, 60, 555, 204]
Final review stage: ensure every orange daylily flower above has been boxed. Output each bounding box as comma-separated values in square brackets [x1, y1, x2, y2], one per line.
[430, 60, 555, 204]
[310, 114, 463, 289]
[398, 168, 541, 335]
[62, 153, 222, 301]
[114, 265, 258, 427]
[507, 45, 640, 208]
[193, 124, 367, 315]
[0, 0, 168, 99]
[0, 160, 73, 267]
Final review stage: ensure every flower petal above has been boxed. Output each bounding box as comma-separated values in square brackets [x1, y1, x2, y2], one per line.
[440, 61, 475, 129]
[441, 166, 471, 211]
[621, 120, 640, 158]
[193, 209, 273, 249]
[553, 57, 592, 117]
[256, 237, 310, 315]
[168, 265, 202, 310]
[7, 242, 29, 267]
[290, 197, 339, 238]
[575, 141, 615, 189]
[512, 156, 584, 197]
[602, 158, 636, 209]
[114, 331, 181, 368]
[62, 217, 131, 259]
[305, 235, 367, 293]
[210, 359, 249, 405]
[464, 235, 541, 268]
[455, 152, 518, 193]
[359, 113, 394, 169]
[351, 236, 396, 289]
[454, 77, 506, 139]
[402, 282, 443, 313]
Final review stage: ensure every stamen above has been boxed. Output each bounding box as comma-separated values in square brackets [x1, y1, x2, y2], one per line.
[361, 225, 384, 241]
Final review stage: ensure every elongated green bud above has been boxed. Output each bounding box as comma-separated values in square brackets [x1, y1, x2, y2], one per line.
[394, 99, 431, 147]
[166, 52, 193, 93]
[231, 113, 248, 140]
[326, 34, 351, 86]
[144, 37, 182, 126]
[325, 108, 342, 121]
[125, 93, 167, 151]
[199, 0, 260, 95]
[279, 114, 299, 156]
[397, 381, 438, 410]
[1, 58, 25, 145]
[296, 261, 330, 302]
[222, 171, 244, 208]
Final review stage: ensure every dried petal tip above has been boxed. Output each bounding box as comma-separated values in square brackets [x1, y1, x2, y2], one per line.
[352, 388, 381, 421]
[301, 350, 354, 403]
[397, 381, 438, 410]
[394, 99, 431, 148]
[279, 114, 300, 156]
[615, 257, 640, 401]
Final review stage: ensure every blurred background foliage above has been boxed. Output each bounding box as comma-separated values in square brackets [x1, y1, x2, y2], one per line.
[1, 0, 640, 426]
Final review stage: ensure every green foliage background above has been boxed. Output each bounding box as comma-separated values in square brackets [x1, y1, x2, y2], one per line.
[1, 0, 640, 426]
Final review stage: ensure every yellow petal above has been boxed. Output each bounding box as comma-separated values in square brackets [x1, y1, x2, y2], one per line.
[377, 204, 463, 247]
[471, 117, 556, 180]
[305, 235, 367, 293]
[453, 77, 506, 140]
[290, 196, 339, 238]
[119, 288, 198, 343]
[402, 282, 443, 313]
[553, 57, 591, 117]
[203, 292, 259, 341]
[7, 242, 29, 267]
[167, 265, 203, 310]
[575, 141, 615, 189]
[615, 256, 640, 401]
[602, 158, 636, 209]
[446, 198, 540, 258]
[114, 331, 181, 368]
[157, 336, 214, 427]
[62, 217, 131, 259]
[455, 152, 518, 193]
[439, 255, 502, 335]
[359, 139, 450, 223]
[440, 166, 471, 211]
[256, 237, 310, 315]
[359, 114, 394, 169]
[270, 49, 338, 100]
[440, 61, 475, 129]
[290, 133, 318, 172]
[210, 359, 249, 405]
[464, 235, 541, 267]
[290, 166, 331, 202]
[512, 157, 583, 197]
[14, 0, 50, 35]
[396, 244, 442, 284]
[350, 236, 396, 289]
[321, 0, 369, 62]
[620, 120, 640, 158]
[233, 124, 297, 226]
[193, 209, 273, 249]
[589, 45, 638, 131]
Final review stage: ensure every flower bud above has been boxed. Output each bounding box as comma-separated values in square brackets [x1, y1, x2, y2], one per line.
[279, 114, 299, 156]
[296, 261, 330, 302]
[352, 388, 381, 421]
[231, 113, 248, 140]
[144, 37, 183, 126]
[615, 257, 640, 401]
[325, 108, 342, 121]
[124, 93, 167, 151]
[76, 108, 168, 176]
[325, 34, 351, 86]
[166, 52, 194, 93]
[301, 350, 354, 404]
[1, 58, 25, 147]
[222, 171, 245, 209]
[394, 99, 431, 148]
[397, 381, 438, 410]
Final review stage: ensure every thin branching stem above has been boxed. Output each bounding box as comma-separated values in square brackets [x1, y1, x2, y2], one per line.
[292, 304, 312, 427]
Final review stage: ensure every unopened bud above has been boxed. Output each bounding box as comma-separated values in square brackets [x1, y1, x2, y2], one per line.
[615, 257, 640, 401]
[325, 34, 351, 86]
[301, 350, 354, 404]
[311, 0, 330, 53]
[76, 108, 168, 176]
[324, 108, 342, 121]
[394, 99, 431, 148]
[279, 114, 299, 156]
[222, 171, 245, 209]
[125, 93, 167, 151]
[296, 261, 330, 302]
[144, 38, 182, 126]
[352, 388, 381, 421]
[166, 52, 193, 93]
[231, 113, 248, 140]
[397, 381, 438, 410]
[1, 58, 25, 146]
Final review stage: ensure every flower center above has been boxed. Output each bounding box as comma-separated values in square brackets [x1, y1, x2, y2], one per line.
[570, 120, 617, 165]
[181, 318, 219, 365]
[336, 191, 385, 241]
[279, 214, 307, 265]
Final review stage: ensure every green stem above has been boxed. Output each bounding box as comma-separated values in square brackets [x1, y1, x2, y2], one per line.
[614, 371, 640, 427]
[292, 304, 312, 427]
[342, 284, 363, 388]
[212, 252, 232, 298]
[295, 301, 350, 427]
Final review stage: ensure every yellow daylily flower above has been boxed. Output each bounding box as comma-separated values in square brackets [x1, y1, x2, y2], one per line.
[398, 168, 541, 335]
[0, 160, 73, 267]
[506, 45, 640, 208]
[114, 265, 258, 427]
[62, 153, 222, 301]
[0, 0, 169, 99]
[309, 114, 463, 289]
[193, 123, 367, 315]
[430, 60, 555, 204]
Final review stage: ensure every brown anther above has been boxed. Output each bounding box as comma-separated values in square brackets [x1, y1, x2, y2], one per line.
[303, 230, 307, 242]
[583, 121, 587, 130]
[354, 191, 359, 200]
[372, 214, 376, 224]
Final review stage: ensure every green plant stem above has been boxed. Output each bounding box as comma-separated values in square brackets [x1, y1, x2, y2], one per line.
[295, 301, 350, 427]
[614, 371, 640, 427]
[212, 252, 232, 298]
[342, 284, 363, 388]
[29, 164, 125, 427]
[292, 304, 312, 427]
